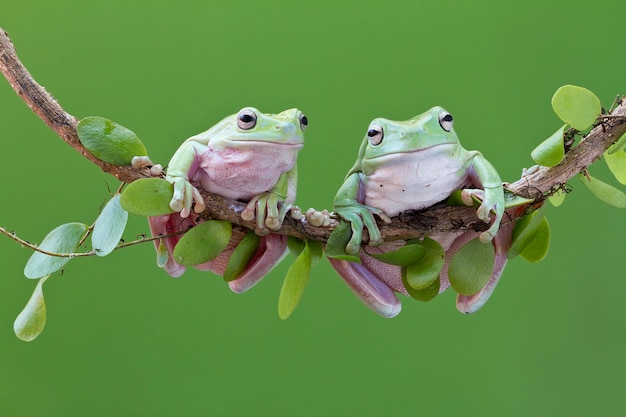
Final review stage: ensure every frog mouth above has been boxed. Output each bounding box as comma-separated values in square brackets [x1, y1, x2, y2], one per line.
[363, 142, 454, 162]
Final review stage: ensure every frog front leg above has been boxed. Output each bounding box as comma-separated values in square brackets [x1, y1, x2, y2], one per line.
[166, 140, 208, 217]
[241, 164, 297, 235]
[463, 152, 505, 242]
[333, 172, 391, 255]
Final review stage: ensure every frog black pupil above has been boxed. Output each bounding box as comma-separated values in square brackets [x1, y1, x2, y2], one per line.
[301, 116, 308, 126]
[368, 129, 379, 137]
[241, 114, 253, 123]
[444, 114, 453, 122]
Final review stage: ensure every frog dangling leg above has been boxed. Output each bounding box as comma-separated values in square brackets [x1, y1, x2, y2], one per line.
[328, 257, 402, 318]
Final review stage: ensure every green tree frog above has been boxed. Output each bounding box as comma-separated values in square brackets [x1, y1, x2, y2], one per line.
[329, 106, 508, 317]
[149, 107, 307, 292]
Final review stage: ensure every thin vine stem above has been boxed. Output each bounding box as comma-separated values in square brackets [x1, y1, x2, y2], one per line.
[1, 27, 625, 247]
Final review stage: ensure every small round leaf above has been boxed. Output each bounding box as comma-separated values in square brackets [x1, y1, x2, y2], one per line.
[278, 241, 312, 319]
[531, 125, 566, 167]
[173, 220, 232, 266]
[580, 174, 626, 208]
[508, 210, 545, 259]
[224, 231, 261, 282]
[369, 243, 425, 267]
[448, 239, 495, 296]
[551, 85, 601, 130]
[120, 178, 174, 216]
[604, 143, 626, 185]
[402, 274, 440, 302]
[325, 220, 361, 263]
[92, 194, 128, 256]
[14, 276, 49, 341]
[520, 217, 550, 263]
[77, 116, 147, 165]
[403, 237, 444, 290]
[24, 223, 89, 279]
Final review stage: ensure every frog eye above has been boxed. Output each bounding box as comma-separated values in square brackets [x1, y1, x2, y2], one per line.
[299, 113, 309, 131]
[367, 123, 384, 145]
[438, 111, 454, 132]
[237, 109, 257, 130]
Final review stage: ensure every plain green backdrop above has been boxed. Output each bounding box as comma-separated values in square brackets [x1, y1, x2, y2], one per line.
[1, 1, 625, 416]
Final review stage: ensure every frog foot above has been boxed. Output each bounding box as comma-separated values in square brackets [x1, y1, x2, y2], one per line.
[168, 176, 205, 218]
[305, 208, 331, 227]
[241, 192, 288, 234]
[131, 156, 164, 176]
[335, 205, 391, 255]
[461, 188, 503, 243]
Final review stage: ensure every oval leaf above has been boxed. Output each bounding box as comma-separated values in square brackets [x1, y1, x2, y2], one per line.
[402, 274, 440, 302]
[24, 223, 89, 279]
[224, 231, 260, 282]
[448, 238, 495, 296]
[580, 174, 626, 208]
[92, 194, 128, 256]
[325, 220, 361, 263]
[278, 241, 312, 320]
[551, 85, 601, 130]
[548, 189, 567, 207]
[120, 178, 174, 216]
[14, 276, 49, 341]
[369, 243, 425, 267]
[508, 210, 545, 259]
[77, 116, 147, 165]
[604, 144, 626, 185]
[531, 125, 566, 167]
[403, 237, 444, 290]
[520, 217, 550, 263]
[308, 240, 324, 266]
[173, 220, 232, 266]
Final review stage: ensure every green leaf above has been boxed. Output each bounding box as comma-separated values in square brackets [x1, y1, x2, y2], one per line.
[14, 276, 49, 341]
[173, 220, 232, 266]
[503, 191, 534, 209]
[520, 217, 550, 263]
[548, 189, 567, 207]
[448, 238, 495, 296]
[551, 85, 601, 130]
[77, 116, 147, 165]
[508, 209, 545, 259]
[92, 194, 128, 256]
[608, 133, 626, 155]
[403, 237, 444, 290]
[325, 220, 361, 263]
[278, 241, 312, 319]
[120, 178, 174, 216]
[287, 236, 306, 256]
[580, 174, 626, 208]
[369, 243, 425, 267]
[604, 143, 626, 185]
[531, 125, 566, 167]
[24, 223, 89, 279]
[402, 274, 440, 302]
[308, 240, 324, 266]
[223, 230, 260, 282]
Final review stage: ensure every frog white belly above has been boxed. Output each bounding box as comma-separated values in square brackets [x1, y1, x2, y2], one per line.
[362, 148, 469, 217]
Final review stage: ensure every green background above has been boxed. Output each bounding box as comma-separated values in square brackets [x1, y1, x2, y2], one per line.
[1, 1, 625, 415]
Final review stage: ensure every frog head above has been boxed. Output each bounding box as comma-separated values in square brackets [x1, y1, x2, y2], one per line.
[209, 107, 307, 149]
[360, 106, 462, 175]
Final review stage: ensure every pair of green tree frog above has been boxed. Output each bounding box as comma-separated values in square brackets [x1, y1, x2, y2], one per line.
[148, 106, 509, 315]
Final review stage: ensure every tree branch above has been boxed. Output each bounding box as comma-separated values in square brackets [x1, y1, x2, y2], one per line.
[2, 27, 625, 245]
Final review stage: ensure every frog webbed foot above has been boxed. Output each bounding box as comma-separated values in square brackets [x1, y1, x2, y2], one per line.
[241, 192, 290, 235]
[334, 205, 391, 255]
[304, 208, 331, 227]
[461, 187, 504, 243]
[168, 176, 205, 218]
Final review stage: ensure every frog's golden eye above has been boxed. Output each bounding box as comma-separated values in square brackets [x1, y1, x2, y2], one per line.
[237, 109, 257, 130]
[299, 113, 308, 131]
[438, 111, 454, 132]
[367, 123, 384, 145]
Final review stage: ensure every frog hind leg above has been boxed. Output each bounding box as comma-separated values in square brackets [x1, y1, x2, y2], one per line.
[328, 257, 401, 318]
